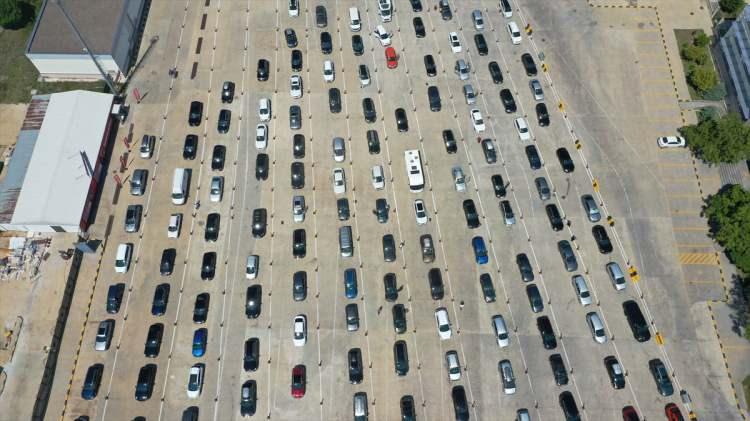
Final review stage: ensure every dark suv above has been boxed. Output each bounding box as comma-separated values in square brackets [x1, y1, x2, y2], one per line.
[428, 268, 444, 300]
[443, 129, 457, 153]
[205, 213, 220, 242]
[623, 300, 651, 342]
[500, 89, 517, 113]
[549, 354, 569, 385]
[545, 204, 564, 231]
[188, 101, 203, 126]
[201, 252, 216, 280]
[252, 208, 267, 238]
[363, 98, 376, 123]
[537, 316, 557, 349]
[521, 53, 538, 76]
[462, 199, 480, 228]
[292, 229, 306, 258]
[382, 234, 396, 262]
[183, 135, 198, 160]
[428, 86, 441, 111]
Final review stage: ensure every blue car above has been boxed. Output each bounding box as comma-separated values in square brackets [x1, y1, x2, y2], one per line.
[472, 236, 488, 264]
[344, 268, 358, 299]
[192, 328, 207, 357]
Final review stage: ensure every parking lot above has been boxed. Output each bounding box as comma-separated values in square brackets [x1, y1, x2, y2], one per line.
[60, 0, 741, 420]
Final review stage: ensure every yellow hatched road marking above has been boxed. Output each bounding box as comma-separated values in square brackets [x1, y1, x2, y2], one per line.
[679, 253, 718, 265]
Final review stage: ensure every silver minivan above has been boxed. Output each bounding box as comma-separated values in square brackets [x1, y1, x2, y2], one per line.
[339, 225, 353, 257]
[463, 84, 476, 105]
[586, 311, 607, 343]
[353, 392, 368, 420]
[572, 275, 592, 306]
[472, 10, 484, 30]
[606, 262, 626, 291]
[492, 315, 509, 348]
[455, 59, 470, 80]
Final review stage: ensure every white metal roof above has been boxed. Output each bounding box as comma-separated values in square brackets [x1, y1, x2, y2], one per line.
[11, 90, 113, 228]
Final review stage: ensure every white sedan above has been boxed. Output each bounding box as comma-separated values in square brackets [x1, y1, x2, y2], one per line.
[293, 315, 307, 347]
[255, 124, 267, 150]
[470, 109, 485, 133]
[374, 25, 391, 46]
[186, 364, 204, 399]
[414, 199, 427, 225]
[258, 98, 271, 122]
[657, 136, 686, 148]
[449, 32, 462, 53]
[371, 165, 385, 190]
[332, 168, 346, 195]
[290, 75, 303, 98]
[323, 60, 335, 83]
[514, 117, 531, 141]
[435, 307, 452, 340]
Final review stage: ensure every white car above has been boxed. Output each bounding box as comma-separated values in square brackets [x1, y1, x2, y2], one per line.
[371, 165, 385, 190]
[470, 109, 485, 132]
[167, 213, 182, 239]
[258, 98, 271, 122]
[446, 351, 461, 381]
[514, 117, 531, 141]
[435, 307, 452, 340]
[333, 168, 346, 195]
[186, 364, 203, 399]
[288, 0, 299, 16]
[246, 255, 259, 280]
[657, 136, 686, 148]
[255, 124, 268, 150]
[449, 32, 462, 53]
[209, 176, 223, 202]
[507, 21, 522, 45]
[374, 25, 391, 46]
[323, 60, 335, 83]
[452, 167, 466, 192]
[414, 199, 427, 225]
[290, 75, 303, 98]
[332, 137, 345, 162]
[293, 315, 307, 347]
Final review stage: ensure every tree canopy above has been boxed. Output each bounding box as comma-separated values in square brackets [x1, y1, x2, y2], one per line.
[705, 185, 750, 275]
[0, 0, 23, 29]
[680, 113, 750, 164]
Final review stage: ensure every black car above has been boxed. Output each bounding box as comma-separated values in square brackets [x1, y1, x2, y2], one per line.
[536, 103, 550, 126]
[604, 356, 626, 389]
[491, 174, 507, 197]
[205, 213, 220, 242]
[462, 199, 480, 228]
[362, 98, 376, 123]
[488, 61, 503, 84]
[291, 49, 302, 71]
[526, 284, 544, 312]
[474, 34, 488, 55]
[245, 285, 262, 319]
[409, 0, 422, 11]
[500, 89, 517, 113]
[327, 88, 342, 113]
[252, 208, 267, 238]
[240, 380, 257, 416]
[351, 35, 364, 56]
[516, 253, 534, 282]
[537, 316, 557, 349]
[337, 198, 350, 221]
[442, 129, 457, 153]
[383, 273, 398, 302]
[428, 268, 444, 300]
[413, 17, 425, 38]
[257, 59, 269, 81]
[211, 145, 226, 171]
[293, 271, 307, 301]
[623, 300, 651, 342]
[424, 55, 437, 77]
[284, 28, 297, 48]
[558, 240, 578, 272]
[106, 283, 125, 314]
[401, 395, 416, 421]
[525, 145, 542, 170]
[479, 273, 496, 303]
[395, 108, 408, 132]
[440, 0, 453, 20]
[556, 147, 575, 173]
[192, 293, 210, 324]
[367, 130, 380, 154]
[134, 364, 157, 401]
[559, 391, 580, 421]
[188, 101, 203, 126]
[481, 139, 497, 163]
[315, 5, 327, 27]
[452, 386, 469, 421]
[244, 338, 260, 371]
[292, 229, 306, 258]
[521, 53, 538, 76]
[649, 358, 674, 396]
[320, 32, 332, 54]
[392, 304, 407, 334]
[151, 284, 170, 316]
[382, 234, 396, 262]
[143, 323, 163, 357]
[217, 109, 231, 133]
[549, 354, 569, 385]
[592, 225, 613, 254]
[348, 348, 363, 384]
[201, 252, 216, 280]
[255, 153, 269, 180]
[159, 248, 176, 276]
[428, 86, 441, 112]
[374, 198, 389, 223]
[221, 81, 235, 103]
[293, 134, 305, 158]
[289, 105, 301, 130]
[183, 135, 198, 160]
[545, 204, 564, 231]
[291, 162, 304, 189]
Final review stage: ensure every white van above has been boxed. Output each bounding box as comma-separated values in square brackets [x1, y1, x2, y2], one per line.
[172, 168, 188, 205]
[492, 314, 509, 348]
[114, 243, 132, 273]
[339, 226, 353, 257]
[349, 7, 361, 32]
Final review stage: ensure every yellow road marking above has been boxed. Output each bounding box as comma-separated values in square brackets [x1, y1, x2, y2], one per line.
[679, 253, 718, 265]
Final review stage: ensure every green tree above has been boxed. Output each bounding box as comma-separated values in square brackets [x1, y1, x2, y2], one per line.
[720, 0, 745, 14]
[680, 113, 750, 163]
[0, 0, 23, 29]
[681, 43, 709, 65]
[693, 31, 710, 48]
[704, 185, 750, 275]
[688, 66, 718, 92]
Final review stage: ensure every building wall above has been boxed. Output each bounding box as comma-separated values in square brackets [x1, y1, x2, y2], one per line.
[111, 0, 147, 75]
[26, 54, 120, 81]
[720, 6, 750, 120]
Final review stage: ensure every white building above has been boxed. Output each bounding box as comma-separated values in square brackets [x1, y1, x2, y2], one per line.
[25, 0, 147, 81]
[720, 5, 750, 120]
[0, 91, 115, 233]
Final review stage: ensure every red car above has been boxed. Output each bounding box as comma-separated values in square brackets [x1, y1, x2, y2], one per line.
[291, 364, 306, 398]
[665, 403, 684, 421]
[385, 47, 398, 69]
[622, 405, 640, 421]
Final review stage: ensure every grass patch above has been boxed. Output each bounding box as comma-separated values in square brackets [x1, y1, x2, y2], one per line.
[675, 29, 720, 100]
[744, 375, 750, 411]
[0, 0, 108, 104]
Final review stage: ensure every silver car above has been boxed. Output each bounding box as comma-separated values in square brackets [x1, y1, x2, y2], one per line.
[581, 194, 601, 222]
[94, 319, 114, 351]
[472, 10, 484, 30]
[530, 79, 544, 101]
